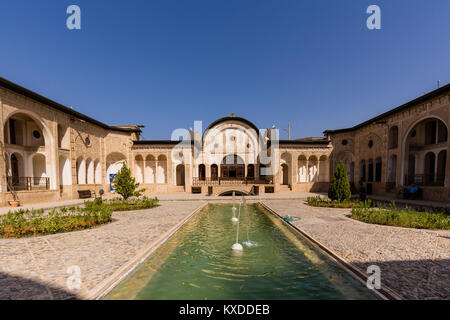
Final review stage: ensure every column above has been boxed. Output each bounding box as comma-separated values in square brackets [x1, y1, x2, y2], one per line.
[316, 159, 320, 182]
[155, 160, 158, 184]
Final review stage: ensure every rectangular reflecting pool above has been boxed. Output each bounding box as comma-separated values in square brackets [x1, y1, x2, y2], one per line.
[105, 204, 378, 300]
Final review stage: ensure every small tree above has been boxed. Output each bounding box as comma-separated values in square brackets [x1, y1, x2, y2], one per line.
[113, 163, 145, 199]
[328, 161, 351, 202]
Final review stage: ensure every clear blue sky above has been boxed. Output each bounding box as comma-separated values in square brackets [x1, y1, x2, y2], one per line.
[1, 0, 449, 140]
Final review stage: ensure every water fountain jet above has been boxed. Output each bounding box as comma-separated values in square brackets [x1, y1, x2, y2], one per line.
[231, 192, 239, 222]
[231, 195, 245, 251]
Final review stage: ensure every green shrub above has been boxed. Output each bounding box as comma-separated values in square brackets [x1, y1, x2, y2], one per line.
[113, 163, 145, 199]
[328, 161, 351, 202]
[350, 205, 450, 230]
[85, 196, 159, 212]
[306, 196, 372, 208]
[0, 205, 113, 238]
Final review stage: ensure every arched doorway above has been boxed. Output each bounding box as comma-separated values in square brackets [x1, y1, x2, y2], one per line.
[280, 153, 292, 185]
[76, 157, 86, 184]
[298, 155, 307, 182]
[319, 155, 329, 182]
[59, 155, 71, 187]
[424, 152, 436, 185]
[86, 158, 94, 184]
[176, 164, 185, 186]
[11, 154, 19, 179]
[334, 151, 354, 183]
[134, 155, 144, 183]
[308, 156, 318, 182]
[404, 118, 447, 186]
[94, 160, 101, 184]
[359, 160, 366, 182]
[211, 164, 218, 181]
[281, 164, 289, 185]
[32, 154, 47, 188]
[156, 155, 167, 184]
[9, 153, 24, 188]
[221, 155, 245, 179]
[3, 111, 55, 190]
[106, 152, 126, 189]
[145, 155, 155, 183]
[198, 164, 206, 181]
[33, 154, 46, 178]
[218, 189, 249, 196]
[247, 164, 255, 179]
[387, 155, 397, 185]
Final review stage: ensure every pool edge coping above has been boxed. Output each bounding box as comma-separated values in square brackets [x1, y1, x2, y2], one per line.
[86, 201, 209, 300]
[259, 202, 404, 301]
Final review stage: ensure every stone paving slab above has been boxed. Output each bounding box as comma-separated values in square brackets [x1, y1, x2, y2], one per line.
[0, 201, 205, 300]
[263, 200, 450, 300]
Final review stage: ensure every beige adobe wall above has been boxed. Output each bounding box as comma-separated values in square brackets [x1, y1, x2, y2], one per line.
[0, 85, 137, 205]
[276, 146, 332, 193]
[0, 86, 59, 205]
[102, 131, 137, 194]
[329, 91, 450, 201]
[130, 143, 333, 195]
[130, 145, 182, 195]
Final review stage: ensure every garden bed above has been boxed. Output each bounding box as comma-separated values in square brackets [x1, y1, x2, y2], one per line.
[350, 205, 450, 230]
[306, 196, 371, 209]
[0, 205, 113, 238]
[86, 197, 159, 212]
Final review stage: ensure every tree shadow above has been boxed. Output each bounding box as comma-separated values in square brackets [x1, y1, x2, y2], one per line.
[0, 271, 80, 300]
[353, 258, 450, 300]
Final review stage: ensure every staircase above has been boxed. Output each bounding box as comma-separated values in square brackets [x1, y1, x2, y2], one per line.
[279, 185, 291, 192]
[173, 186, 185, 193]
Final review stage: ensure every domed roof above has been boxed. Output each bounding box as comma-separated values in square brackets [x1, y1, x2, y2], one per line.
[206, 113, 259, 134]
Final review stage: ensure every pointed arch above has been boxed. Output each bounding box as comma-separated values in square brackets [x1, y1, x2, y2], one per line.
[86, 158, 94, 184]
[59, 156, 71, 186]
[135, 155, 144, 183]
[157, 155, 167, 184]
[145, 155, 156, 183]
[94, 160, 101, 184]
[76, 156, 86, 184]
[308, 155, 318, 182]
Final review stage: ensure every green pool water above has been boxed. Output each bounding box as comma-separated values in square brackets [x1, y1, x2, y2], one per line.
[105, 204, 378, 300]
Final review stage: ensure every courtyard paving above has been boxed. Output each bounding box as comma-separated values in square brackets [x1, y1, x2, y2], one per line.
[0, 201, 205, 299]
[263, 200, 450, 300]
[0, 198, 449, 300]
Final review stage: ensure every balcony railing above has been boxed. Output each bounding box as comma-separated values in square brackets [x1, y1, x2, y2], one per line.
[7, 176, 50, 191]
[192, 177, 220, 186]
[404, 174, 445, 186]
[192, 177, 273, 186]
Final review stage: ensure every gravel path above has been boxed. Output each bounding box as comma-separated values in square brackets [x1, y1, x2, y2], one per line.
[0, 201, 205, 299]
